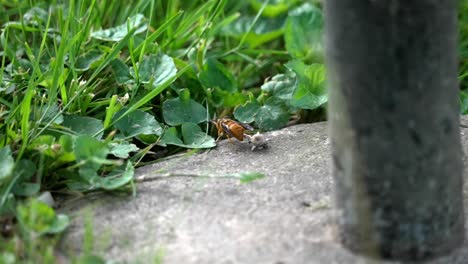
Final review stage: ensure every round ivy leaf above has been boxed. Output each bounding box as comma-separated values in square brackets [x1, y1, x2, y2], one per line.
[181, 123, 216, 149]
[286, 60, 327, 110]
[62, 115, 104, 139]
[75, 50, 104, 71]
[261, 72, 296, 102]
[198, 58, 237, 93]
[97, 161, 134, 190]
[16, 199, 69, 235]
[160, 123, 215, 149]
[113, 109, 163, 138]
[91, 14, 148, 42]
[162, 96, 207, 126]
[284, 3, 324, 62]
[255, 97, 290, 131]
[234, 100, 261, 123]
[138, 53, 177, 89]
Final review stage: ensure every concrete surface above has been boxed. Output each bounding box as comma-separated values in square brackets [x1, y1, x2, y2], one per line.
[60, 116, 468, 264]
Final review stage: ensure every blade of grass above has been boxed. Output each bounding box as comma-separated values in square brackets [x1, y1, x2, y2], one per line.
[219, 0, 270, 58]
[93, 64, 191, 137]
[35, 26, 141, 138]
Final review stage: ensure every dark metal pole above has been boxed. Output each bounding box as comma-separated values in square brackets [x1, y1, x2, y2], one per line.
[324, 0, 465, 261]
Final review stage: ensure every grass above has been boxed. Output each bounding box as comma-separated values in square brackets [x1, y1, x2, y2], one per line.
[0, 0, 326, 262]
[1, 0, 468, 262]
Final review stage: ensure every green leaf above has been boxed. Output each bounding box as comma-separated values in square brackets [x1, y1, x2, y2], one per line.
[74, 135, 109, 175]
[23, 7, 48, 25]
[284, 3, 323, 61]
[77, 255, 106, 264]
[75, 50, 104, 71]
[62, 115, 104, 139]
[60, 135, 74, 153]
[29, 135, 56, 156]
[37, 104, 63, 125]
[160, 127, 184, 146]
[91, 14, 148, 41]
[138, 53, 177, 89]
[17, 199, 69, 235]
[286, 61, 327, 110]
[221, 16, 285, 47]
[0, 146, 14, 181]
[234, 100, 261, 123]
[461, 90, 468, 114]
[114, 109, 163, 139]
[11, 159, 38, 197]
[109, 142, 139, 159]
[162, 94, 207, 126]
[249, 0, 293, 17]
[161, 124, 215, 149]
[211, 88, 247, 108]
[0, 252, 15, 264]
[12, 182, 40, 197]
[0, 194, 16, 216]
[261, 72, 296, 102]
[56, 135, 76, 164]
[198, 58, 237, 93]
[181, 123, 216, 148]
[111, 59, 133, 85]
[96, 161, 134, 190]
[47, 214, 70, 234]
[136, 134, 159, 145]
[255, 97, 290, 130]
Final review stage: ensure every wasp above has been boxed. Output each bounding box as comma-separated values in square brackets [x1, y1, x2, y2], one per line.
[211, 117, 254, 144]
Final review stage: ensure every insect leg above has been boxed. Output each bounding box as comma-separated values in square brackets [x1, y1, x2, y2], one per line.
[221, 122, 235, 144]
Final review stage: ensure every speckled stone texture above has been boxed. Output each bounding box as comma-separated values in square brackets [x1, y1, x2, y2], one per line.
[59, 116, 468, 264]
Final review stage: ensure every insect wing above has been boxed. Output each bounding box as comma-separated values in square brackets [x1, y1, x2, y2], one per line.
[237, 121, 254, 131]
[221, 122, 235, 138]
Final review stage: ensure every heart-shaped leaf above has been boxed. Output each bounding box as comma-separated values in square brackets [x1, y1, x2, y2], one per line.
[160, 127, 183, 146]
[286, 61, 327, 110]
[255, 97, 290, 131]
[181, 123, 216, 148]
[221, 16, 285, 47]
[96, 161, 134, 190]
[37, 103, 63, 125]
[234, 100, 261, 123]
[138, 53, 177, 89]
[91, 14, 147, 41]
[284, 3, 323, 61]
[62, 115, 104, 139]
[17, 199, 69, 235]
[161, 123, 215, 149]
[261, 72, 296, 102]
[111, 59, 133, 85]
[75, 50, 104, 71]
[163, 92, 207, 126]
[114, 109, 163, 138]
[211, 88, 247, 108]
[109, 142, 139, 159]
[199, 58, 237, 93]
[74, 135, 109, 175]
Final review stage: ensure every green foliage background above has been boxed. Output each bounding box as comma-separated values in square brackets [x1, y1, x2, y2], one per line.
[0, 0, 467, 262]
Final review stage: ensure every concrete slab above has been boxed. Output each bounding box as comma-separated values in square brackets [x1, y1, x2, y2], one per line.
[60, 116, 468, 264]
